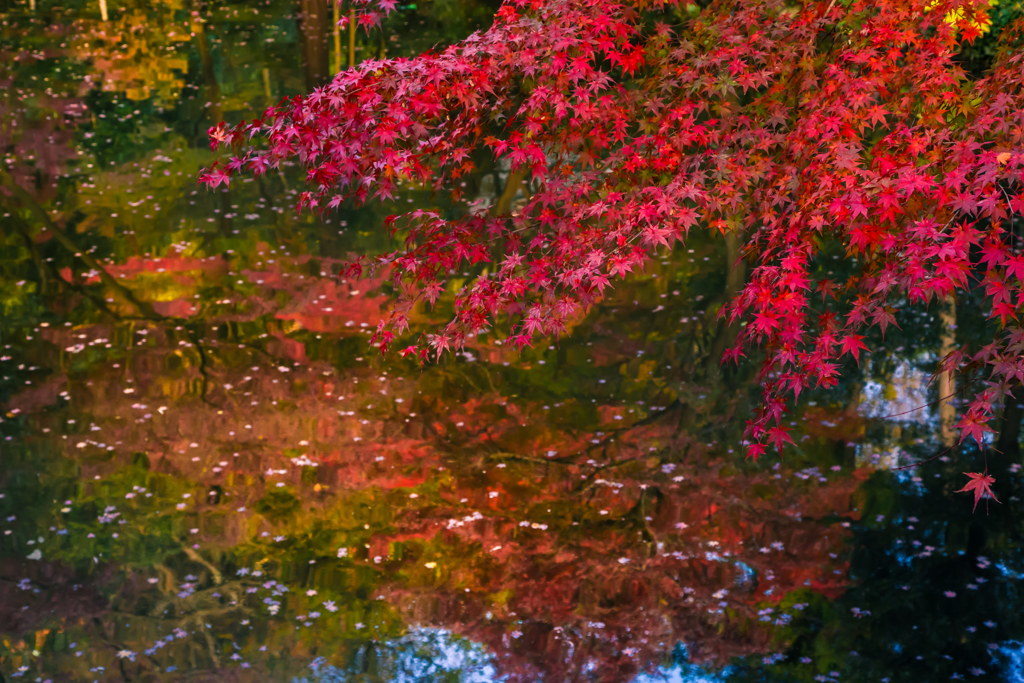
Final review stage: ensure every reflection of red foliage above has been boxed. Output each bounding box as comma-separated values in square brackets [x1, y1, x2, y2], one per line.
[392, 452, 864, 679]
[802, 406, 866, 443]
[2, 374, 65, 414]
[109, 255, 228, 278]
[9, 306, 865, 681]
[63, 255, 228, 284]
[266, 333, 308, 363]
[273, 275, 390, 332]
[152, 299, 198, 318]
[0, 65, 86, 205]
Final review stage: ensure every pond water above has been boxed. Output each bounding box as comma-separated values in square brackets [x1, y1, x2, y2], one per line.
[2, 1, 1024, 681]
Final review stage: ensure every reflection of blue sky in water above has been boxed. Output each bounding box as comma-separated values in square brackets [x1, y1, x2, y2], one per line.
[295, 632, 728, 683]
[855, 354, 1004, 474]
[997, 642, 1024, 683]
[856, 357, 946, 472]
[632, 661, 727, 683]
[297, 629, 499, 682]
[858, 358, 934, 426]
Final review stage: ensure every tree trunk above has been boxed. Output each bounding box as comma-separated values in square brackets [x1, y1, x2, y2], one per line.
[332, 0, 342, 73]
[348, 8, 356, 69]
[194, 18, 223, 125]
[192, 19, 235, 242]
[491, 167, 527, 216]
[706, 229, 746, 369]
[299, 0, 331, 90]
[938, 294, 957, 447]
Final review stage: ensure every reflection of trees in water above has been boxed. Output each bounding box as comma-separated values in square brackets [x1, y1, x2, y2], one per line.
[3, 227, 1024, 682]
[298, 0, 330, 90]
[69, 0, 191, 105]
[3, 148, 1022, 680]
[0, 0, 505, 338]
[0, 28, 86, 206]
[0, 242, 868, 681]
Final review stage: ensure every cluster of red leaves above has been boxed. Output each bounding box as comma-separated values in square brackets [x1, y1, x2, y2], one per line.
[331, 0, 398, 33]
[201, 0, 1024, 459]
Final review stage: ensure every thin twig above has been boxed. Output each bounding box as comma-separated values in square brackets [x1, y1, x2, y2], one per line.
[891, 443, 955, 471]
[875, 376, 981, 420]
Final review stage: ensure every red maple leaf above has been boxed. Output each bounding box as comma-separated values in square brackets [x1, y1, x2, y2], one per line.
[815, 278, 838, 302]
[957, 414, 995, 446]
[956, 471, 1000, 513]
[838, 334, 868, 365]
